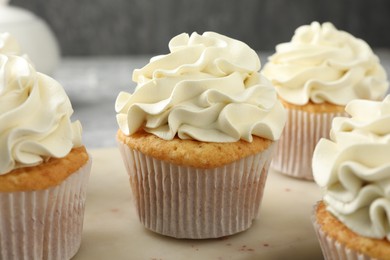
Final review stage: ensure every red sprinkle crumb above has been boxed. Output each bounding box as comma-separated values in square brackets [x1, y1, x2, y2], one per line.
[239, 245, 255, 252]
[191, 245, 199, 251]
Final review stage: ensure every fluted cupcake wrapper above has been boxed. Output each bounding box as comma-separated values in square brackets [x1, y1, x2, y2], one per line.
[118, 141, 275, 239]
[271, 109, 347, 180]
[0, 158, 92, 260]
[311, 202, 374, 260]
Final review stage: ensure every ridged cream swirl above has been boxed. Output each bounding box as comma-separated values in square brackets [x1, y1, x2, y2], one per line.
[116, 32, 286, 142]
[313, 95, 390, 240]
[262, 22, 388, 105]
[0, 54, 82, 175]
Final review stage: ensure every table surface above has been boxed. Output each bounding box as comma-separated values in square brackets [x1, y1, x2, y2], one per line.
[54, 49, 390, 149]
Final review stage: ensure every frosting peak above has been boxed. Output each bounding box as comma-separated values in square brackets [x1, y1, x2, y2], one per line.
[133, 32, 260, 82]
[0, 32, 21, 56]
[116, 32, 286, 142]
[262, 22, 389, 105]
[0, 53, 82, 174]
[313, 95, 390, 240]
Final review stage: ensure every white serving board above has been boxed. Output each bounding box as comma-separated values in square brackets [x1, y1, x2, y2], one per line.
[73, 148, 323, 260]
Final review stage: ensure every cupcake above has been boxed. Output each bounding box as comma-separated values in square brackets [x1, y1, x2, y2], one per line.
[262, 21, 389, 180]
[0, 33, 91, 260]
[115, 32, 286, 239]
[312, 96, 390, 259]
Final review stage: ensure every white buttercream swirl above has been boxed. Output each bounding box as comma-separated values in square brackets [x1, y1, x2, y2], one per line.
[262, 22, 388, 105]
[116, 32, 286, 142]
[0, 54, 82, 175]
[0, 32, 21, 55]
[313, 95, 390, 240]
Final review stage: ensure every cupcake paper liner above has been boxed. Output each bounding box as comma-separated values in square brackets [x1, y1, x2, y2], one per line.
[311, 203, 374, 260]
[118, 141, 275, 239]
[271, 108, 347, 180]
[0, 158, 92, 260]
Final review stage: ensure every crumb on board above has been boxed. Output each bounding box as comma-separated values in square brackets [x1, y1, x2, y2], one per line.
[238, 245, 255, 252]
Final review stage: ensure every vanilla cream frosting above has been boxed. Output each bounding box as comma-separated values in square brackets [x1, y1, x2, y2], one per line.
[313, 95, 390, 240]
[0, 54, 82, 174]
[116, 32, 286, 142]
[0, 32, 21, 55]
[262, 22, 389, 106]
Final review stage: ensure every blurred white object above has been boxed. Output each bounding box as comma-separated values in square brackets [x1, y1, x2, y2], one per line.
[0, 1, 60, 74]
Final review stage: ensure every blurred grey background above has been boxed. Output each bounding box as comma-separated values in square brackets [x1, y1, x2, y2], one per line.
[10, 0, 390, 56]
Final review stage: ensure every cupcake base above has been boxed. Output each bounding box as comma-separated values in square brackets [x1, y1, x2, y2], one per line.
[312, 201, 390, 260]
[118, 141, 275, 239]
[0, 158, 92, 260]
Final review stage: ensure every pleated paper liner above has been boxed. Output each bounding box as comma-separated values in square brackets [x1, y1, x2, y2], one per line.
[118, 141, 275, 239]
[271, 109, 347, 180]
[311, 202, 375, 260]
[0, 158, 92, 260]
